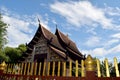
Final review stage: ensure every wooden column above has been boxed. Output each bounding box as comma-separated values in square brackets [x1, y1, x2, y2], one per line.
[38, 62, 42, 75]
[30, 62, 34, 75]
[114, 57, 120, 77]
[47, 62, 50, 76]
[105, 58, 110, 77]
[34, 62, 38, 75]
[75, 60, 78, 77]
[69, 60, 72, 77]
[43, 62, 46, 76]
[20, 63, 24, 75]
[96, 59, 101, 77]
[81, 60, 85, 77]
[57, 61, 60, 76]
[24, 63, 27, 75]
[63, 62, 66, 76]
[27, 62, 30, 75]
[52, 62, 55, 76]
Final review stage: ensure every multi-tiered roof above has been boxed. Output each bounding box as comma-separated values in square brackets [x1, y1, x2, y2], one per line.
[21, 23, 85, 62]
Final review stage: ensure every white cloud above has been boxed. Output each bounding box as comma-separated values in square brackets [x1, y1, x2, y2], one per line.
[50, 1, 120, 30]
[50, 1, 120, 60]
[52, 19, 57, 25]
[104, 39, 119, 47]
[82, 34, 120, 58]
[92, 48, 107, 56]
[111, 33, 120, 39]
[84, 35, 119, 48]
[1, 7, 50, 47]
[82, 44, 120, 58]
[3, 16, 31, 32]
[2, 15, 33, 47]
[0, 6, 10, 16]
[40, 3, 46, 7]
[104, 5, 120, 16]
[85, 36, 101, 47]
[82, 47, 107, 57]
[86, 28, 96, 35]
[108, 44, 120, 54]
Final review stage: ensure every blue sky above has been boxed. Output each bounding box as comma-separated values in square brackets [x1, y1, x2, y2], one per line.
[0, 0, 120, 62]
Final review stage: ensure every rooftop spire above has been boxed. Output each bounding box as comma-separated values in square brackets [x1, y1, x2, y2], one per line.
[56, 24, 58, 29]
[38, 18, 40, 25]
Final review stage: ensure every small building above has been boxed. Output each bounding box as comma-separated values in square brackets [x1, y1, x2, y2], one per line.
[21, 23, 85, 63]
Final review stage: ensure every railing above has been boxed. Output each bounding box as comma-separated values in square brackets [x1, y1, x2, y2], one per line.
[0, 55, 120, 80]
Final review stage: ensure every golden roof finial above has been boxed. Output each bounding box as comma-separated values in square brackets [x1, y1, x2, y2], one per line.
[85, 55, 96, 71]
[0, 61, 6, 71]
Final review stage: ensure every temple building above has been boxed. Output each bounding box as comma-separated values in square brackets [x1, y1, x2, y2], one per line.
[21, 23, 85, 63]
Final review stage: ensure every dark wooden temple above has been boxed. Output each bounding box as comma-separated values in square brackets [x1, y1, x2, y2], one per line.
[20, 23, 85, 63]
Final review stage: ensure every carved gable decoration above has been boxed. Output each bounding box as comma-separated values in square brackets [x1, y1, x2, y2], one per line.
[35, 35, 48, 54]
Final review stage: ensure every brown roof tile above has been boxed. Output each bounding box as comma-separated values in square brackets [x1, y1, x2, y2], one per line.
[26, 24, 66, 53]
[49, 45, 66, 59]
[55, 29, 83, 56]
[40, 24, 66, 52]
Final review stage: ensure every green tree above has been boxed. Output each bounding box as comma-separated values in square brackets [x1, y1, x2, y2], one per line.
[3, 44, 27, 63]
[0, 13, 8, 63]
[0, 13, 7, 49]
[0, 51, 9, 62]
[4, 47, 21, 63]
[100, 61, 115, 77]
[17, 44, 27, 53]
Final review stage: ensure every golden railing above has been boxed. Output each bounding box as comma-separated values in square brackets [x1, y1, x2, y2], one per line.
[0, 55, 120, 78]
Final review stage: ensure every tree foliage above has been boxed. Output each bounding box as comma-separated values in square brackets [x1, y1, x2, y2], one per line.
[0, 13, 7, 49]
[100, 61, 115, 77]
[4, 44, 27, 63]
[17, 44, 27, 53]
[0, 51, 9, 62]
[0, 14, 27, 63]
[0, 13, 8, 63]
[4, 47, 21, 63]
[0, 44, 26, 63]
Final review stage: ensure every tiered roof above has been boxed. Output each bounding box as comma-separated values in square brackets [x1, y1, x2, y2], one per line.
[21, 23, 84, 61]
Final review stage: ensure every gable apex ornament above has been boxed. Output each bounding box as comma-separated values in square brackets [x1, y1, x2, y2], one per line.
[38, 18, 40, 25]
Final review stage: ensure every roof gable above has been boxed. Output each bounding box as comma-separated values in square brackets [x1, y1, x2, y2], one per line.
[40, 24, 66, 52]
[21, 23, 84, 61]
[55, 28, 83, 56]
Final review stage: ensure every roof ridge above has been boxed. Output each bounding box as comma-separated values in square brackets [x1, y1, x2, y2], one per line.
[40, 25, 52, 39]
[40, 24, 66, 52]
[55, 29, 81, 54]
[57, 29, 76, 45]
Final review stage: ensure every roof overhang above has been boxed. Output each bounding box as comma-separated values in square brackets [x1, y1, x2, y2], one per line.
[49, 45, 66, 59]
